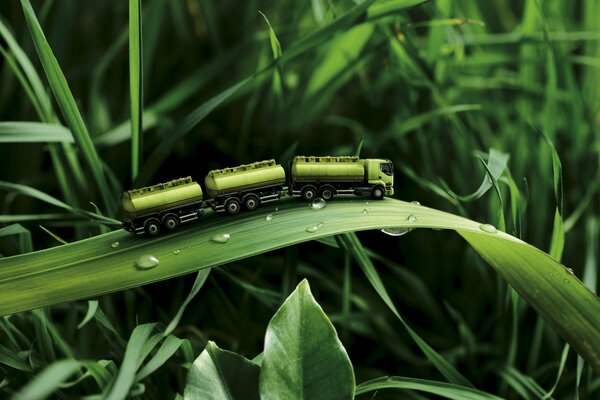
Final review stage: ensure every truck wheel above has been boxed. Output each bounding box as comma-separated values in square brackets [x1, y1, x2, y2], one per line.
[243, 194, 260, 211]
[371, 186, 385, 200]
[301, 186, 318, 202]
[319, 185, 335, 201]
[162, 214, 179, 231]
[144, 218, 161, 236]
[225, 198, 241, 215]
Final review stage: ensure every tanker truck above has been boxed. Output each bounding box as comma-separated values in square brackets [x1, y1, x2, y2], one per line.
[121, 176, 204, 236]
[289, 156, 394, 201]
[205, 159, 286, 214]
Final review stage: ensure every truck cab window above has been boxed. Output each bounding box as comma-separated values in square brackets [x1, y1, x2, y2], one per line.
[380, 162, 393, 176]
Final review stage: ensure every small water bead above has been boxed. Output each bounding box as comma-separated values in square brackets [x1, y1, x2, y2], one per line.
[362, 208, 368, 215]
[407, 214, 417, 222]
[411, 201, 421, 205]
[479, 224, 497, 234]
[111, 241, 120, 248]
[173, 249, 181, 255]
[381, 227, 411, 236]
[305, 222, 324, 233]
[135, 255, 159, 270]
[266, 214, 274, 221]
[211, 233, 231, 244]
[566, 268, 574, 275]
[275, 207, 279, 212]
[311, 198, 326, 209]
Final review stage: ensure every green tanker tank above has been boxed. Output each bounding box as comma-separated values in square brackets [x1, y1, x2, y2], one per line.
[205, 159, 286, 214]
[121, 177, 204, 235]
[289, 156, 394, 201]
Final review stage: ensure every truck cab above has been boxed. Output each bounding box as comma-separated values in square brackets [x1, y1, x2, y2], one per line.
[364, 159, 394, 196]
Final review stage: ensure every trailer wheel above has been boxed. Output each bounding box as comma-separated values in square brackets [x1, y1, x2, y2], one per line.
[225, 198, 241, 215]
[371, 185, 385, 200]
[301, 186, 318, 202]
[162, 214, 180, 231]
[243, 194, 260, 211]
[144, 218, 161, 236]
[319, 185, 335, 201]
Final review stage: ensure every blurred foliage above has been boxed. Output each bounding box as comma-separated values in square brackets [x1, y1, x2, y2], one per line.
[1, 0, 600, 398]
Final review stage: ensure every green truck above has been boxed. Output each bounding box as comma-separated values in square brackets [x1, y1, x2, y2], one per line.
[205, 159, 286, 214]
[121, 177, 204, 236]
[289, 156, 394, 201]
[121, 156, 394, 235]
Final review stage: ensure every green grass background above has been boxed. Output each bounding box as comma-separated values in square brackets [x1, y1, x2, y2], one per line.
[1, 0, 599, 398]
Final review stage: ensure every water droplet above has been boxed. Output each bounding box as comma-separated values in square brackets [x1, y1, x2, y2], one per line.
[411, 201, 420, 205]
[111, 241, 120, 248]
[211, 233, 231, 243]
[566, 268, 574, 275]
[173, 249, 180, 255]
[564, 279, 569, 283]
[135, 255, 159, 270]
[362, 208, 368, 215]
[305, 222, 324, 233]
[381, 227, 412, 236]
[311, 198, 326, 209]
[365, 201, 369, 205]
[275, 207, 279, 212]
[407, 214, 417, 222]
[479, 224, 497, 233]
[266, 214, 273, 221]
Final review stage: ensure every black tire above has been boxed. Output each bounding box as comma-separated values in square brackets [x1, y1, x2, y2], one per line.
[301, 186, 318, 202]
[225, 198, 241, 215]
[243, 194, 260, 211]
[144, 218, 161, 236]
[319, 185, 335, 201]
[162, 214, 179, 231]
[371, 185, 385, 200]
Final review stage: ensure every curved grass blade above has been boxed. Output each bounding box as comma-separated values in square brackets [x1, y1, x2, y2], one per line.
[0, 181, 120, 226]
[355, 376, 502, 400]
[0, 199, 598, 372]
[19, 0, 114, 214]
[13, 360, 81, 400]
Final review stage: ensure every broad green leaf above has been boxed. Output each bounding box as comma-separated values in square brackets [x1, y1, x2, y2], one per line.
[129, 0, 143, 181]
[0, 122, 73, 143]
[355, 376, 502, 400]
[260, 279, 354, 399]
[184, 341, 260, 400]
[0, 199, 598, 371]
[20, 0, 114, 214]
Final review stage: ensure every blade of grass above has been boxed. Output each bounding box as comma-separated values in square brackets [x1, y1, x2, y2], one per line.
[338, 232, 473, 387]
[0, 122, 73, 143]
[129, 0, 143, 181]
[355, 376, 502, 399]
[20, 0, 115, 215]
[0, 198, 598, 371]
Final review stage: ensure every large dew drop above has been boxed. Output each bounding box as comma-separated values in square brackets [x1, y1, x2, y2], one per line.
[407, 214, 417, 222]
[111, 241, 120, 248]
[266, 214, 274, 221]
[479, 224, 497, 234]
[311, 198, 326, 209]
[411, 201, 420, 205]
[135, 255, 159, 270]
[381, 227, 411, 237]
[211, 233, 231, 244]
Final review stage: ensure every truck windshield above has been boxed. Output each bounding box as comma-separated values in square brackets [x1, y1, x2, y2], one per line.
[380, 162, 393, 176]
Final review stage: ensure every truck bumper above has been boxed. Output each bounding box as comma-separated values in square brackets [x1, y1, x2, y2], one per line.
[386, 188, 394, 196]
